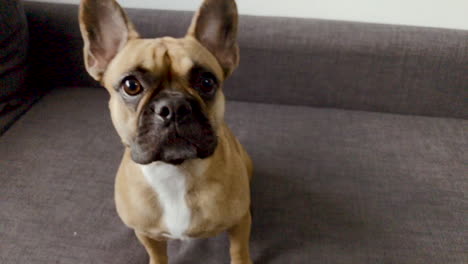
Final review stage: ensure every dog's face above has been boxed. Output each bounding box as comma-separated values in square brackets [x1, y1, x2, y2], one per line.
[105, 38, 223, 165]
[79, 0, 239, 164]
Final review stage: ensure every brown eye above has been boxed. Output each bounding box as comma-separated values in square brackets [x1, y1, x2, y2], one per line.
[196, 73, 217, 95]
[122, 76, 143, 96]
[200, 77, 215, 93]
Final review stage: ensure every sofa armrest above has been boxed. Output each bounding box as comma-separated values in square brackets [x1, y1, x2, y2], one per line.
[0, 0, 33, 134]
[25, 1, 96, 90]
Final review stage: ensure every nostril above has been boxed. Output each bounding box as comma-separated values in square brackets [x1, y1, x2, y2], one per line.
[159, 106, 171, 119]
[177, 104, 192, 118]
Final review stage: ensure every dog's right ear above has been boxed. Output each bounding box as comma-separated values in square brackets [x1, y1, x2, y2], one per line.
[79, 0, 139, 81]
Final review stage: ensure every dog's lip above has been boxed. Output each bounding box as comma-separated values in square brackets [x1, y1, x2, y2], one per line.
[174, 124, 217, 149]
[166, 158, 186, 165]
[132, 120, 217, 165]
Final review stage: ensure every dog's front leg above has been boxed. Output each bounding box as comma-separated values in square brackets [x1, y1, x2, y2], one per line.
[135, 231, 168, 264]
[228, 212, 253, 264]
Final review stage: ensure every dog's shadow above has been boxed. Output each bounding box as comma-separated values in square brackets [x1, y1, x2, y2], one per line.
[249, 164, 371, 264]
[168, 159, 373, 264]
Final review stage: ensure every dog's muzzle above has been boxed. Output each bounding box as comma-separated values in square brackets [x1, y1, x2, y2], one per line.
[131, 92, 217, 165]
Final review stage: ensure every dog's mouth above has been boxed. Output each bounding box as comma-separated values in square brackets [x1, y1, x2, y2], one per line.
[129, 91, 218, 165]
[130, 112, 218, 165]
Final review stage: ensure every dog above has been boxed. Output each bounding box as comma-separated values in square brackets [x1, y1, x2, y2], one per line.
[79, 0, 253, 263]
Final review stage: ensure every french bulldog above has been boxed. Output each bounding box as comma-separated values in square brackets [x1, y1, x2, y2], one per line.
[79, 0, 253, 263]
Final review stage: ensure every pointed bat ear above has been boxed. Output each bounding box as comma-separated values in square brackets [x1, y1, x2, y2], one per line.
[187, 0, 239, 78]
[79, 0, 139, 81]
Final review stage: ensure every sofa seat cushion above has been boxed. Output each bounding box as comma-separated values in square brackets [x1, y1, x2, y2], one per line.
[0, 87, 466, 263]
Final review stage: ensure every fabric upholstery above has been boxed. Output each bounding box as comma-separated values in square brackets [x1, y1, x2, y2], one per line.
[0, 0, 28, 100]
[1, 87, 466, 264]
[23, 2, 468, 118]
[0, 0, 32, 134]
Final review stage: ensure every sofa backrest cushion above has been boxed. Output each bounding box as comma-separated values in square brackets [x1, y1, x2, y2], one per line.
[23, 2, 468, 119]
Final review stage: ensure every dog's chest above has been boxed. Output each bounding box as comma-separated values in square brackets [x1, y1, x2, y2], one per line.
[140, 162, 191, 239]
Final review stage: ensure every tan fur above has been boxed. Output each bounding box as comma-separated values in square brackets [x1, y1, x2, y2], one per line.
[109, 40, 253, 261]
[79, 1, 252, 263]
[115, 124, 252, 239]
[103, 37, 226, 147]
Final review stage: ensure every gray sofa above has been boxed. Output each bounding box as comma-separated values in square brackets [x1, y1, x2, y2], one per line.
[1, 1, 467, 263]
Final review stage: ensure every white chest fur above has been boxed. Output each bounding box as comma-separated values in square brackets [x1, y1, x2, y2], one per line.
[140, 162, 191, 240]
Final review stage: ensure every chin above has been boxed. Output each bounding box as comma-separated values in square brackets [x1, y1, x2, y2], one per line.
[130, 138, 217, 166]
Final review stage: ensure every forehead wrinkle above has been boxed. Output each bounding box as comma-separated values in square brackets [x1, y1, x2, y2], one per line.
[163, 50, 174, 82]
[164, 41, 194, 77]
[149, 40, 168, 75]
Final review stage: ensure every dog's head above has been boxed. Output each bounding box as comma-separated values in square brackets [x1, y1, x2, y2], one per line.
[79, 0, 239, 165]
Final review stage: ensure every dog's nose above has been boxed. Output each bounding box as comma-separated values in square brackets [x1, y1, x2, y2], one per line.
[154, 97, 192, 123]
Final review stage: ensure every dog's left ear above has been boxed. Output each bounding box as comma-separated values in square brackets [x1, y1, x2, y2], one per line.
[187, 0, 239, 77]
[79, 0, 139, 81]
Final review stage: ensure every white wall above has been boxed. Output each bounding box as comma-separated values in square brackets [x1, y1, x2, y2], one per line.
[29, 0, 468, 30]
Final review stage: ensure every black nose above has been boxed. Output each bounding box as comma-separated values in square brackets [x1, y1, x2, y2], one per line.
[153, 97, 192, 123]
